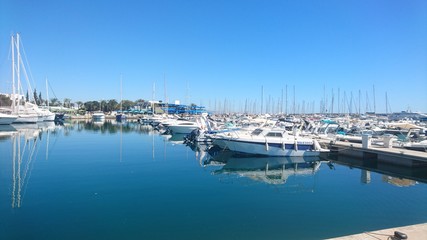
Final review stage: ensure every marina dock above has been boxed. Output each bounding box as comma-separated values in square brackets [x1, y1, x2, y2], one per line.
[319, 139, 427, 167]
[327, 222, 427, 240]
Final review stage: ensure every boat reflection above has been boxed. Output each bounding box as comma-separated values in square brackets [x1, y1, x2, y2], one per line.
[8, 122, 61, 208]
[162, 133, 187, 144]
[202, 145, 323, 185]
[0, 125, 17, 141]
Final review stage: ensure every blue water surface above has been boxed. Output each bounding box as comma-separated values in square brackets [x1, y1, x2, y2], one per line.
[1, 121, 426, 240]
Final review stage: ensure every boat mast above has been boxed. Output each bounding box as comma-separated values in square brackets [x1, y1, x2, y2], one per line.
[293, 85, 295, 115]
[120, 74, 123, 112]
[285, 85, 288, 115]
[46, 78, 49, 108]
[163, 73, 167, 115]
[11, 35, 16, 112]
[16, 34, 21, 111]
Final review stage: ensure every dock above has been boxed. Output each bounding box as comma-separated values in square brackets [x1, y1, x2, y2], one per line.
[319, 139, 427, 167]
[327, 222, 427, 239]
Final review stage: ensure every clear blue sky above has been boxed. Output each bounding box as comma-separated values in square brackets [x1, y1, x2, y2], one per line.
[1, 0, 426, 113]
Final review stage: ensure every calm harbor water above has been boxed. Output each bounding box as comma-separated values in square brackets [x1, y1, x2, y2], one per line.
[1, 121, 427, 240]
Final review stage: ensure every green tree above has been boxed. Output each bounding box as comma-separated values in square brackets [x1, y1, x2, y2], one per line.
[84, 101, 100, 111]
[0, 94, 12, 106]
[50, 98, 61, 106]
[106, 99, 118, 112]
[122, 100, 135, 111]
[33, 89, 39, 104]
[63, 98, 72, 108]
[38, 92, 43, 105]
[76, 101, 83, 109]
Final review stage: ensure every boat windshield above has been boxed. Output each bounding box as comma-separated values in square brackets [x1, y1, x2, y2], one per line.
[251, 128, 263, 136]
[265, 132, 283, 137]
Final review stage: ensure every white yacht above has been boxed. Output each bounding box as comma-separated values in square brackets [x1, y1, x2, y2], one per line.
[92, 111, 105, 121]
[212, 128, 328, 157]
[167, 119, 200, 134]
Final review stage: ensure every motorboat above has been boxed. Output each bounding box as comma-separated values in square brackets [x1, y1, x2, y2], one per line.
[167, 119, 200, 134]
[212, 128, 328, 157]
[92, 111, 105, 121]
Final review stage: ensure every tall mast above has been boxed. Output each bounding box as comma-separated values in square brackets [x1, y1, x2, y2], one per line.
[293, 85, 295, 115]
[46, 77, 49, 108]
[285, 85, 288, 115]
[120, 74, 123, 111]
[16, 33, 21, 110]
[163, 73, 167, 115]
[331, 88, 334, 115]
[152, 81, 155, 114]
[11, 35, 16, 112]
[338, 88, 340, 114]
[358, 89, 361, 115]
[281, 88, 283, 114]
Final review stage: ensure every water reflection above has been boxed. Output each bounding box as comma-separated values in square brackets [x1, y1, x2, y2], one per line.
[197, 144, 323, 185]
[59, 120, 155, 135]
[162, 133, 187, 144]
[5, 122, 61, 208]
[322, 152, 427, 186]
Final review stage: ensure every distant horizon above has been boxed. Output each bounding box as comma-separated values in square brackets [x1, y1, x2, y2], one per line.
[1, 0, 426, 113]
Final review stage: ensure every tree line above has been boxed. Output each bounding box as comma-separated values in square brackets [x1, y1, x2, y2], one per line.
[2, 91, 151, 113]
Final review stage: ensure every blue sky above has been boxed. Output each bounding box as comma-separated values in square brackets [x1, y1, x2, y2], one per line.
[0, 0, 426, 113]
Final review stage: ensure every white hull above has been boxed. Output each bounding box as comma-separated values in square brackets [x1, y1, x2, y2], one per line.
[42, 112, 56, 121]
[167, 125, 199, 134]
[13, 114, 38, 124]
[92, 112, 105, 121]
[214, 138, 325, 157]
[0, 113, 18, 125]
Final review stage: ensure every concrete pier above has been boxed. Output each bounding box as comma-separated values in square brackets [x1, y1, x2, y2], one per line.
[319, 139, 427, 167]
[327, 222, 427, 240]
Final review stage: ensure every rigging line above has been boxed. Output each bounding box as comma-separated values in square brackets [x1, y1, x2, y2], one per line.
[21, 136, 41, 205]
[47, 78, 59, 101]
[19, 38, 37, 90]
[18, 55, 35, 102]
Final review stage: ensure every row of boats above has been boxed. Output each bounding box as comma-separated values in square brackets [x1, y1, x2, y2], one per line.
[140, 114, 328, 157]
[138, 112, 427, 155]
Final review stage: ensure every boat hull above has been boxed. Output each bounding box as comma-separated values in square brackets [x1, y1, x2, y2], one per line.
[0, 113, 18, 125]
[213, 138, 326, 157]
[167, 125, 199, 134]
[13, 114, 38, 124]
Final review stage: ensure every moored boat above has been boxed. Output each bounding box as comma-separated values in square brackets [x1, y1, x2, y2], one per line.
[167, 120, 200, 134]
[0, 112, 18, 125]
[92, 111, 105, 121]
[212, 128, 328, 157]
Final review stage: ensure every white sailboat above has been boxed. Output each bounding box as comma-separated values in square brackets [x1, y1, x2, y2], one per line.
[11, 33, 37, 123]
[9, 33, 54, 123]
